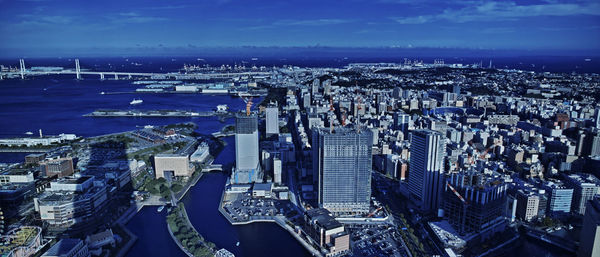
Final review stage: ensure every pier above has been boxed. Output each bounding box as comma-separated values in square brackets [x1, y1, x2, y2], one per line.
[84, 109, 235, 118]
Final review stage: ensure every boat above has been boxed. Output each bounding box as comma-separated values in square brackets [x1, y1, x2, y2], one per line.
[585, 58, 591, 61]
[236, 241, 240, 246]
[25, 131, 33, 135]
[100, 92, 105, 95]
[157, 206, 165, 213]
[130, 99, 143, 105]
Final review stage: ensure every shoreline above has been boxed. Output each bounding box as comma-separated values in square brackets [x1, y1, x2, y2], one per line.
[217, 185, 324, 257]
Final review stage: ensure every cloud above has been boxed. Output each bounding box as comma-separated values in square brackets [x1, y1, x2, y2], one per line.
[109, 12, 168, 24]
[245, 18, 353, 30]
[17, 14, 75, 25]
[392, 1, 600, 24]
[144, 5, 188, 10]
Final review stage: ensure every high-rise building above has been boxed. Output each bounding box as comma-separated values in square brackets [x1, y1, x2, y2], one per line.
[312, 78, 320, 96]
[594, 107, 600, 129]
[516, 189, 540, 222]
[443, 172, 508, 236]
[232, 114, 261, 184]
[563, 173, 600, 215]
[578, 197, 600, 257]
[393, 111, 410, 135]
[452, 85, 461, 95]
[265, 103, 279, 137]
[313, 127, 372, 214]
[544, 181, 573, 217]
[408, 130, 446, 213]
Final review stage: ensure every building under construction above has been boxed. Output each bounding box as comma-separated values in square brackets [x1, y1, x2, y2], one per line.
[443, 171, 508, 238]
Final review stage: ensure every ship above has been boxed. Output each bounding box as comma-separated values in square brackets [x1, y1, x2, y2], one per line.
[157, 205, 165, 213]
[130, 99, 143, 105]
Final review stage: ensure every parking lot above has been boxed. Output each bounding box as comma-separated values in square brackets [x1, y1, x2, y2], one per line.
[348, 224, 410, 257]
[222, 192, 298, 222]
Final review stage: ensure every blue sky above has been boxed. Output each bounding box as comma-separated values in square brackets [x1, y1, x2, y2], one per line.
[0, 0, 599, 56]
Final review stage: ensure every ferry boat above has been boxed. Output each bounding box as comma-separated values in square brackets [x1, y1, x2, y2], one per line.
[157, 205, 165, 213]
[236, 241, 240, 246]
[130, 99, 143, 105]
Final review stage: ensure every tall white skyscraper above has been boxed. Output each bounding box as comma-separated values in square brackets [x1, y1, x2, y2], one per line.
[265, 103, 279, 137]
[408, 130, 446, 213]
[232, 114, 261, 184]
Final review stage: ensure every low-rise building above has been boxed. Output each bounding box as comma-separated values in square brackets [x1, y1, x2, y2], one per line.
[154, 154, 193, 179]
[304, 208, 350, 257]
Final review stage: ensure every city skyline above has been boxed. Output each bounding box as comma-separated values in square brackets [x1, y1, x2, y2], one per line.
[1, 0, 599, 57]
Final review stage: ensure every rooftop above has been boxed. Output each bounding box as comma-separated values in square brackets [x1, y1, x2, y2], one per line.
[42, 238, 83, 256]
[306, 208, 343, 230]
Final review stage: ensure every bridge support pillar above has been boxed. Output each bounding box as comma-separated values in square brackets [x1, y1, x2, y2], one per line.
[75, 59, 81, 80]
[19, 59, 25, 79]
[114, 73, 118, 80]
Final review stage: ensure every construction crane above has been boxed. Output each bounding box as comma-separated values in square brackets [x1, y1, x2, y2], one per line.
[446, 182, 468, 234]
[241, 96, 253, 116]
[367, 206, 383, 218]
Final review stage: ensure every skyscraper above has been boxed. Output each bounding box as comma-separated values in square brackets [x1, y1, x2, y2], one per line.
[393, 111, 410, 136]
[265, 103, 279, 137]
[313, 127, 372, 214]
[312, 78, 320, 96]
[232, 114, 261, 184]
[578, 197, 600, 257]
[408, 130, 446, 213]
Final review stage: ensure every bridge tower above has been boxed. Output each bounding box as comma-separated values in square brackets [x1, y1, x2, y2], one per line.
[19, 59, 25, 79]
[75, 59, 81, 80]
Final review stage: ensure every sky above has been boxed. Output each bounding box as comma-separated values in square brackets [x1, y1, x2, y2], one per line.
[0, 0, 599, 57]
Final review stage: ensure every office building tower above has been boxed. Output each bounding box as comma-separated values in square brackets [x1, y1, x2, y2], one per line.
[563, 173, 600, 215]
[265, 103, 279, 137]
[544, 182, 573, 217]
[392, 87, 403, 99]
[313, 127, 372, 214]
[452, 85, 461, 95]
[312, 78, 320, 96]
[393, 111, 410, 135]
[443, 172, 508, 235]
[232, 114, 261, 184]
[579, 197, 600, 257]
[516, 189, 540, 222]
[595, 108, 600, 129]
[408, 130, 446, 213]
